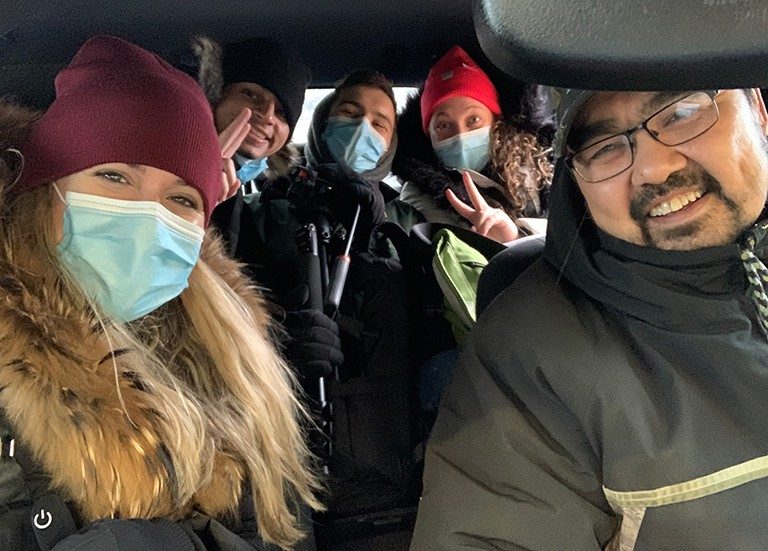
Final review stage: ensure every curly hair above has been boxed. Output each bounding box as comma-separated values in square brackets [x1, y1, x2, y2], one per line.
[490, 119, 554, 217]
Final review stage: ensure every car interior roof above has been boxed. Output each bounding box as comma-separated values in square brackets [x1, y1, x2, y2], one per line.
[1, 0, 475, 109]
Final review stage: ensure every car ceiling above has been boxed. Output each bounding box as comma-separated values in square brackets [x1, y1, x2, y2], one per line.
[0, 0, 476, 108]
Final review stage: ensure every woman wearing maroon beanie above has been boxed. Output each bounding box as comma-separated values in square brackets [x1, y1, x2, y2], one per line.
[392, 45, 555, 243]
[0, 36, 319, 550]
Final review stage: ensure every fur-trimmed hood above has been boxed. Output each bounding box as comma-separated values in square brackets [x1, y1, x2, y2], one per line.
[0, 233, 276, 524]
[191, 35, 300, 181]
[392, 88, 555, 219]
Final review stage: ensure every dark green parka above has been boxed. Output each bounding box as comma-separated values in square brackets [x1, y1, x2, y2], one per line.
[412, 160, 768, 550]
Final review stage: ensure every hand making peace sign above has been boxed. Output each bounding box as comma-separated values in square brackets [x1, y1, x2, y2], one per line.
[217, 107, 252, 204]
[445, 170, 519, 244]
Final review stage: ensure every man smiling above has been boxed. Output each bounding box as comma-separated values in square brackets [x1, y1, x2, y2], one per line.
[564, 90, 768, 250]
[192, 35, 311, 254]
[410, 87, 768, 550]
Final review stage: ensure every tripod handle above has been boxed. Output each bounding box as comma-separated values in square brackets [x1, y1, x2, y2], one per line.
[296, 223, 324, 311]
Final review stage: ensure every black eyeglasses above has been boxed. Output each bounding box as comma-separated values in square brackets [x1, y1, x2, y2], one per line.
[565, 90, 720, 183]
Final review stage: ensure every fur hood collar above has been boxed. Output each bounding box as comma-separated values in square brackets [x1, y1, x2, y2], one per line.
[392, 90, 555, 218]
[0, 234, 273, 523]
[192, 35, 299, 181]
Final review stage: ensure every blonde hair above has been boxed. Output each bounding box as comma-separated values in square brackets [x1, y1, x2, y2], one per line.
[0, 184, 321, 549]
[489, 119, 554, 217]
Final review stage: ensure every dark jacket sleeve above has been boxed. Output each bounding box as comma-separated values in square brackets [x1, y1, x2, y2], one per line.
[0, 460, 34, 550]
[210, 193, 244, 257]
[410, 290, 618, 550]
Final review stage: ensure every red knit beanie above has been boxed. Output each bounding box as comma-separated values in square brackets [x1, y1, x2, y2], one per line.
[19, 36, 222, 225]
[420, 45, 502, 134]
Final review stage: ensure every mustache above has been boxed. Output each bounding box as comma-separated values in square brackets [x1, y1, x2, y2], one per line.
[629, 168, 721, 221]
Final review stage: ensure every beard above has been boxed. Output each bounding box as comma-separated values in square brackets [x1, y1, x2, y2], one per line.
[627, 165, 742, 248]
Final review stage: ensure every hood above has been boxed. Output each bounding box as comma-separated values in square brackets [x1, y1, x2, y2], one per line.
[543, 160, 757, 332]
[191, 35, 299, 181]
[392, 89, 555, 218]
[304, 91, 397, 185]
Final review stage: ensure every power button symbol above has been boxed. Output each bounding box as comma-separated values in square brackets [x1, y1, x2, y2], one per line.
[33, 509, 52, 530]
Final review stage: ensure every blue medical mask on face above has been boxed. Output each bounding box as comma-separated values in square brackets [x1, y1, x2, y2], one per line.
[433, 125, 492, 172]
[322, 116, 388, 174]
[234, 153, 268, 183]
[55, 189, 204, 322]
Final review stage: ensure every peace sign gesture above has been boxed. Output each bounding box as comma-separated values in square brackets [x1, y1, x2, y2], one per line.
[218, 107, 252, 204]
[445, 170, 519, 244]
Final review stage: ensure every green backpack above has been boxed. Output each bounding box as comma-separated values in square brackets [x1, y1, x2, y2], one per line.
[432, 228, 504, 345]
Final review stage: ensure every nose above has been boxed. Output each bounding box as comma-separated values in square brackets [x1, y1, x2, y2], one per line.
[630, 130, 688, 187]
[456, 121, 471, 136]
[255, 101, 275, 125]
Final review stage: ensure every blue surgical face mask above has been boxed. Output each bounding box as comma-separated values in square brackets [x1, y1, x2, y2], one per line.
[234, 153, 268, 183]
[322, 116, 387, 174]
[55, 189, 204, 322]
[433, 125, 492, 172]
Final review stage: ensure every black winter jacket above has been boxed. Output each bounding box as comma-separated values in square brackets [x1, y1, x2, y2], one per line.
[412, 161, 768, 550]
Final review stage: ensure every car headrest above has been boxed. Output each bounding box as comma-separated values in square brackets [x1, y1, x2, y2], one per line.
[473, 0, 768, 90]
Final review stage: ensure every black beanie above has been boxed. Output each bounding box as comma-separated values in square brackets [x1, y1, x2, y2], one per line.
[222, 38, 311, 134]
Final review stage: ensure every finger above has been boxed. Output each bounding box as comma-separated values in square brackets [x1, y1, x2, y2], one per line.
[219, 107, 251, 146]
[474, 215, 497, 237]
[225, 178, 240, 201]
[220, 159, 239, 203]
[219, 108, 252, 157]
[222, 158, 238, 187]
[445, 188, 479, 222]
[221, 120, 251, 159]
[461, 170, 489, 210]
[477, 211, 519, 242]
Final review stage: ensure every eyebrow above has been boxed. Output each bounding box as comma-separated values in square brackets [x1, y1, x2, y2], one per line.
[373, 110, 394, 126]
[568, 120, 623, 152]
[336, 100, 362, 110]
[433, 104, 484, 119]
[642, 91, 687, 113]
[335, 100, 393, 126]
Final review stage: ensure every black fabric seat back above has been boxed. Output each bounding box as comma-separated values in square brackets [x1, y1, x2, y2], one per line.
[475, 234, 544, 317]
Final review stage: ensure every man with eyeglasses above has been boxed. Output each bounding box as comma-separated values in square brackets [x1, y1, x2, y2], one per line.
[410, 88, 768, 550]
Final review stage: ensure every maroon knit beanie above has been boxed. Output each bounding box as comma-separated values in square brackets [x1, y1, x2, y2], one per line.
[420, 45, 502, 134]
[19, 36, 222, 225]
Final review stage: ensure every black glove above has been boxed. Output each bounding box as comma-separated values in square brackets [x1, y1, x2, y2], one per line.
[315, 163, 386, 249]
[283, 308, 344, 380]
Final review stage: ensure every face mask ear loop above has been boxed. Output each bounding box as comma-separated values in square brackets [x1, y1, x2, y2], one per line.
[51, 181, 69, 206]
[2, 148, 24, 193]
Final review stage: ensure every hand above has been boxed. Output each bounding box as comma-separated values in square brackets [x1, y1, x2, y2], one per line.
[315, 164, 386, 249]
[218, 107, 252, 204]
[446, 170, 519, 243]
[283, 308, 344, 380]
